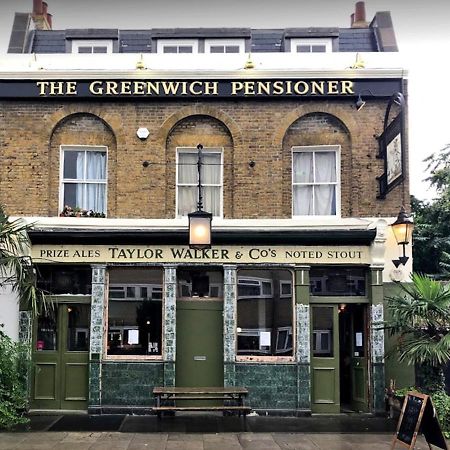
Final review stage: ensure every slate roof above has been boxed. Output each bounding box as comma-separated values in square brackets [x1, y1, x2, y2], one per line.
[28, 26, 381, 54]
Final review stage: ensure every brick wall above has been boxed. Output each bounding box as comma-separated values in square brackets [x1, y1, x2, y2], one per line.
[0, 98, 409, 218]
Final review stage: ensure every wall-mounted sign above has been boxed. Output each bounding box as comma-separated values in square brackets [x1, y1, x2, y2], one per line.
[31, 244, 371, 264]
[377, 92, 405, 198]
[0, 78, 402, 99]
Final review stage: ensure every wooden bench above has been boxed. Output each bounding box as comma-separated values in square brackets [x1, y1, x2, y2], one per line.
[152, 386, 251, 418]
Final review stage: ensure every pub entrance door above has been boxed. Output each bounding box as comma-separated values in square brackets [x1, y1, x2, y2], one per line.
[31, 302, 90, 410]
[310, 303, 369, 413]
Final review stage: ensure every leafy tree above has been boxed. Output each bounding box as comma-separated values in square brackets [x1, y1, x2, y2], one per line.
[0, 205, 46, 315]
[386, 273, 450, 392]
[412, 143, 450, 277]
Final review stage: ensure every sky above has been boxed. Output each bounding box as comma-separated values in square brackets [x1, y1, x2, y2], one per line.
[0, 0, 449, 202]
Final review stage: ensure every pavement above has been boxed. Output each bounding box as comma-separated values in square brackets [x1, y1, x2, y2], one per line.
[0, 414, 437, 450]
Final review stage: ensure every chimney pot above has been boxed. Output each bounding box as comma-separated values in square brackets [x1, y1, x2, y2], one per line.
[354, 1, 366, 23]
[46, 13, 53, 29]
[33, 0, 43, 15]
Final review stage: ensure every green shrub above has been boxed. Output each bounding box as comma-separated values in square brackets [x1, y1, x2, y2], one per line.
[0, 328, 30, 430]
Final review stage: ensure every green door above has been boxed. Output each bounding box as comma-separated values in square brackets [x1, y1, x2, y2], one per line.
[311, 305, 340, 413]
[32, 303, 90, 410]
[176, 300, 224, 388]
[350, 305, 369, 412]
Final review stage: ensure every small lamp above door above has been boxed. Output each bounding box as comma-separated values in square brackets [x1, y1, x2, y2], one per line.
[391, 206, 414, 267]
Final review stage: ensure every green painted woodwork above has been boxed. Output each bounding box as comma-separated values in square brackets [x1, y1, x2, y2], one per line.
[31, 303, 89, 410]
[311, 304, 340, 413]
[295, 267, 310, 305]
[176, 300, 224, 389]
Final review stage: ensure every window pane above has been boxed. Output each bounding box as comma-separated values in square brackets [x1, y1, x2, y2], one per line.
[237, 270, 293, 356]
[86, 152, 107, 181]
[163, 46, 177, 53]
[177, 269, 223, 299]
[226, 46, 240, 53]
[63, 183, 79, 209]
[203, 186, 220, 216]
[202, 153, 221, 184]
[293, 185, 313, 215]
[36, 312, 57, 351]
[315, 152, 336, 182]
[85, 184, 106, 213]
[297, 45, 311, 52]
[107, 268, 163, 356]
[179, 46, 193, 53]
[36, 265, 92, 295]
[64, 151, 83, 179]
[313, 306, 333, 357]
[78, 46, 92, 54]
[178, 153, 198, 184]
[314, 185, 336, 215]
[67, 304, 90, 351]
[93, 46, 108, 53]
[210, 46, 224, 53]
[312, 45, 326, 52]
[310, 267, 366, 296]
[293, 152, 313, 183]
[178, 186, 197, 216]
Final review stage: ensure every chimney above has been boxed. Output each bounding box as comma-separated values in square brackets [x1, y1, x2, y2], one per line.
[351, 1, 369, 28]
[31, 0, 52, 30]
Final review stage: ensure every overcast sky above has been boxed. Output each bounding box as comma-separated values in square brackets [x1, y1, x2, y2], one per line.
[1, 0, 449, 202]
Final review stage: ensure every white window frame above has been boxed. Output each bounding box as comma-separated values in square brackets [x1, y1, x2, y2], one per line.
[279, 280, 293, 298]
[275, 326, 293, 353]
[237, 277, 273, 300]
[176, 147, 223, 218]
[157, 39, 198, 54]
[290, 38, 332, 53]
[205, 38, 245, 54]
[109, 284, 163, 301]
[72, 39, 113, 54]
[312, 329, 332, 355]
[59, 145, 108, 215]
[237, 328, 272, 355]
[178, 281, 223, 298]
[292, 145, 341, 218]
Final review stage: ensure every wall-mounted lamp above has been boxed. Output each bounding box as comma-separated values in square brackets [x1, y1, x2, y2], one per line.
[391, 206, 414, 268]
[188, 144, 212, 249]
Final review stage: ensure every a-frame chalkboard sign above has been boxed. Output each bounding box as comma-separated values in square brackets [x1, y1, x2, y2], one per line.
[392, 392, 448, 449]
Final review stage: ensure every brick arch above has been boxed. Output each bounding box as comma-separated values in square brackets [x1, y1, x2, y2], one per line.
[279, 109, 355, 218]
[156, 105, 243, 149]
[273, 104, 357, 149]
[47, 110, 119, 217]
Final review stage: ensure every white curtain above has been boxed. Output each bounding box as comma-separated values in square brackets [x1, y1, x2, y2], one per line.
[293, 151, 336, 215]
[178, 152, 221, 216]
[75, 151, 106, 213]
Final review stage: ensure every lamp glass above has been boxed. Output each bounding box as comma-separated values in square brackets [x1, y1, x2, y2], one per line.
[188, 212, 212, 249]
[391, 207, 414, 245]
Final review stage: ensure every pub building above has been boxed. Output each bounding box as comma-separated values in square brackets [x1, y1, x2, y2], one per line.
[0, 1, 414, 415]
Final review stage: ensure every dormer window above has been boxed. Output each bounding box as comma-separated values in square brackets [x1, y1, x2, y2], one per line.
[71, 39, 113, 54]
[291, 38, 332, 53]
[205, 39, 245, 54]
[157, 39, 198, 54]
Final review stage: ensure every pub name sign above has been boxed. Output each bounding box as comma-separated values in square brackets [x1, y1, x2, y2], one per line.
[0, 78, 403, 99]
[32, 245, 371, 264]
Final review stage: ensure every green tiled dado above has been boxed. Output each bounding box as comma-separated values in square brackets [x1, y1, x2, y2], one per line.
[101, 362, 164, 406]
[235, 363, 298, 410]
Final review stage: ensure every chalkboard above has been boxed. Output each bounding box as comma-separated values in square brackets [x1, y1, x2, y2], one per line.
[392, 391, 448, 450]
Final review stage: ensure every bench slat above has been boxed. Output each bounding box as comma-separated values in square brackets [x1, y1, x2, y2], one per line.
[153, 387, 248, 395]
[153, 406, 252, 411]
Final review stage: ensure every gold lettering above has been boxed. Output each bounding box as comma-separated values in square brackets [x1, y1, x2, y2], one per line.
[341, 80, 354, 94]
[294, 81, 308, 95]
[285, 80, 292, 95]
[66, 81, 77, 95]
[120, 81, 132, 95]
[311, 81, 324, 95]
[231, 81, 244, 95]
[272, 81, 284, 95]
[203, 81, 218, 95]
[256, 81, 271, 96]
[180, 81, 188, 95]
[89, 81, 103, 95]
[162, 81, 180, 95]
[105, 81, 119, 95]
[328, 81, 339, 94]
[133, 81, 146, 95]
[146, 82, 160, 95]
[189, 81, 203, 95]
[49, 82, 64, 95]
[36, 81, 49, 96]
[244, 82, 255, 95]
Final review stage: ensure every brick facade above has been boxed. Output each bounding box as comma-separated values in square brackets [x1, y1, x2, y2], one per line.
[0, 97, 409, 219]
